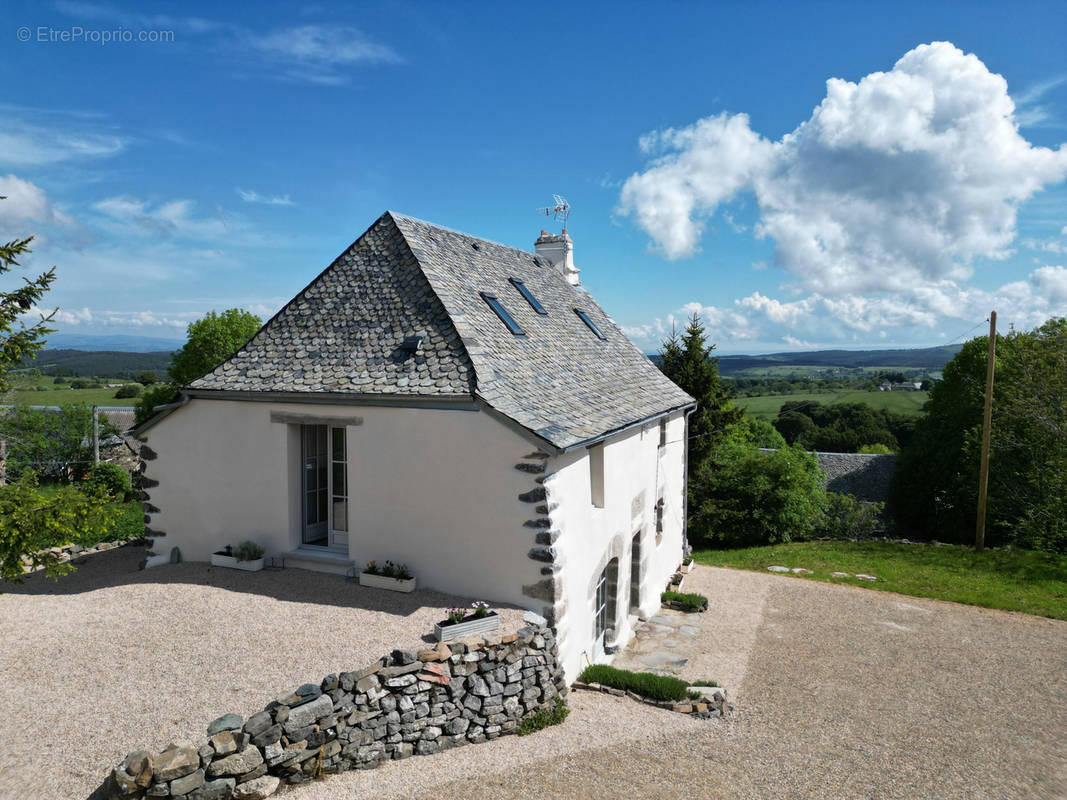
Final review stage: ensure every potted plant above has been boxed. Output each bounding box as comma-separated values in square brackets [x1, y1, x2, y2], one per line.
[358, 559, 416, 593]
[211, 540, 265, 572]
[434, 601, 499, 641]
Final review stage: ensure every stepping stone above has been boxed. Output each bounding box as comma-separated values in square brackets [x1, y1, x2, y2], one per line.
[791, 567, 813, 574]
[831, 572, 851, 578]
[679, 625, 701, 636]
[856, 574, 878, 581]
[767, 566, 790, 573]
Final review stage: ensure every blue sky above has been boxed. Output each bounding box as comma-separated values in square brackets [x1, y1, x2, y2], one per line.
[2, 0, 1066, 354]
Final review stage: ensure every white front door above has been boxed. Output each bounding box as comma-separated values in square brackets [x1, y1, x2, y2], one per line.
[301, 424, 349, 551]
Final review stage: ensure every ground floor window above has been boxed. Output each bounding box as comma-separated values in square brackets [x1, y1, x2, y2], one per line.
[594, 567, 608, 642]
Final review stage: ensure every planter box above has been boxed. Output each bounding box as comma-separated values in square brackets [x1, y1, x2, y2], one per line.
[211, 552, 265, 572]
[359, 572, 416, 593]
[434, 612, 500, 642]
[679, 558, 696, 574]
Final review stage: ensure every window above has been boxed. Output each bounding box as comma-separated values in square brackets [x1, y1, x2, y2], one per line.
[594, 568, 608, 642]
[630, 531, 642, 611]
[659, 418, 667, 448]
[509, 278, 548, 315]
[589, 442, 605, 508]
[480, 292, 525, 335]
[574, 308, 606, 340]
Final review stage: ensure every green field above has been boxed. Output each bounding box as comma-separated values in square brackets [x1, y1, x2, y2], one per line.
[737, 389, 929, 419]
[693, 541, 1067, 620]
[6, 375, 139, 407]
[725, 364, 941, 379]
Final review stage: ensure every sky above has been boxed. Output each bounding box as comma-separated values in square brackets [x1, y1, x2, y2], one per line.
[2, 0, 1066, 354]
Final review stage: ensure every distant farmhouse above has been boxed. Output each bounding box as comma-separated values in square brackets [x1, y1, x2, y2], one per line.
[878, 381, 923, 391]
[135, 212, 694, 681]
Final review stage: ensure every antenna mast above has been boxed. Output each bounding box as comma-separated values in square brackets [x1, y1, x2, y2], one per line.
[537, 194, 570, 232]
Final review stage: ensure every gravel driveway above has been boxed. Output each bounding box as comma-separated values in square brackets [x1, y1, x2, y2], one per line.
[2, 553, 1064, 799]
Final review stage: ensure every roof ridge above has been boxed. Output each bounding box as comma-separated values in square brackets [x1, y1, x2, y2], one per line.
[387, 211, 545, 262]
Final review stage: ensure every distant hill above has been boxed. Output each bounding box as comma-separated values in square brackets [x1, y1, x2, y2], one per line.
[712, 345, 963, 376]
[20, 349, 173, 378]
[650, 344, 963, 376]
[45, 333, 182, 352]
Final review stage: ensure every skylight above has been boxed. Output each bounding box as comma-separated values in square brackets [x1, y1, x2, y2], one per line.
[574, 308, 606, 340]
[480, 292, 525, 336]
[509, 278, 548, 315]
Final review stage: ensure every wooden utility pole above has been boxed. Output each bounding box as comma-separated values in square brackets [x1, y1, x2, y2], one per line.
[975, 311, 996, 553]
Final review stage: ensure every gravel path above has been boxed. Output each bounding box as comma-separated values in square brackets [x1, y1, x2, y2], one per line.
[405, 570, 1067, 800]
[0, 546, 528, 799]
[3, 555, 1064, 800]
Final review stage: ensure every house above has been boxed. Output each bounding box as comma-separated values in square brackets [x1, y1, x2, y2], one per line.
[135, 211, 695, 681]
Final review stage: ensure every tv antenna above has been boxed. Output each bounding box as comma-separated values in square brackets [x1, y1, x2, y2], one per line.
[537, 194, 570, 232]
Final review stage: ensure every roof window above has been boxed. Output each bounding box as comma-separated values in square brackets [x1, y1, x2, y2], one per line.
[480, 292, 525, 336]
[509, 278, 548, 315]
[574, 308, 606, 340]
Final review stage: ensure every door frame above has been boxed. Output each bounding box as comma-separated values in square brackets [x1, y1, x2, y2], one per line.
[300, 423, 349, 552]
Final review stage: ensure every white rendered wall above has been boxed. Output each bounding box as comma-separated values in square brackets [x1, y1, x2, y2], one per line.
[545, 411, 687, 682]
[142, 398, 544, 607]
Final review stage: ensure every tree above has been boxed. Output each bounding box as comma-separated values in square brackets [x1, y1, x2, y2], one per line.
[114, 383, 142, 398]
[657, 313, 744, 534]
[135, 308, 262, 425]
[168, 308, 262, 386]
[0, 213, 115, 586]
[0, 404, 118, 482]
[891, 318, 1067, 552]
[0, 474, 117, 585]
[135, 370, 158, 386]
[657, 313, 743, 467]
[1, 219, 55, 393]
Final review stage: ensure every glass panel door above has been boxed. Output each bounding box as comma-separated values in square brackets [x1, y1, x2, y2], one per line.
[301, 425, 328, 546]
[330, 426, 348, 549]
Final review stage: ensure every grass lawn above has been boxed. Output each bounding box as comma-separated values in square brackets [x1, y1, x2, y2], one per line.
[692, 540, 1067, 620]
[737, 389, 928, 419]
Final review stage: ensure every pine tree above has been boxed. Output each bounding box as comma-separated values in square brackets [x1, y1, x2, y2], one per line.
[658, 312, 742, 468]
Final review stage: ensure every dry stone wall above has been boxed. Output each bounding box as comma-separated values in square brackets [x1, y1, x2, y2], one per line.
[814, 452, 897, 503]
[90, 624, 565, 800]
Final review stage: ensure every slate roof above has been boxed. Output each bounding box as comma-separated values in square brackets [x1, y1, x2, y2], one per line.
[191, 212, 694, 449]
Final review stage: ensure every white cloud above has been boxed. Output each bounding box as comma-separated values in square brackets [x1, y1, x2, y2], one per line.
[0, 175, 75, 231]
[1013, 76, 1065, 128]
[0, 118, 125, 167]
[625, 264, 1067, 353]
[620, 42, 1067, 297]
[237, 188, 294, 206]
[245, 25, 401, 85]
[21, 305, 200, 329]
[1021, 237, 1066, 254]
[92, 195, 235, 241]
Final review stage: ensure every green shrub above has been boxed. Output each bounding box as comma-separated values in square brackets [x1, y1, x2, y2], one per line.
[690, 424, 827, 548]
[819, 493, 884, 539]
[858, 443, 893, 454]
[517, 697, 570, 735]
[661, 590, 708, 611]
[105, 500, 146, 544]
[231, 540, 264, 561]
[689, 678, 719, 687]
[579, 665, 692, 702]
[135, 383, 180, 425]
[70, 378, 90, 389]
[114, 383, 142, 398]
[82, 463, 132, 501]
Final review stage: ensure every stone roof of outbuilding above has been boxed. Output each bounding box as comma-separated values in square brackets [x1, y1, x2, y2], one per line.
[190, 212, 693, 449]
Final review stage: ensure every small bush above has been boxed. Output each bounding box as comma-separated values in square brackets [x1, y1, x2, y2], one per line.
[517, 697, 570, 735]
[858, 443, 893, 454]
[114, 383, 142, 398]
[689, 678, 720, 688]
[819, 493, 885, 539]
[70, 379, 90, 390]
[661, 590, 708, 612]
[82, 463, 132, 501]
[231, 540, 265, 561]
[579, 665, 692, 702]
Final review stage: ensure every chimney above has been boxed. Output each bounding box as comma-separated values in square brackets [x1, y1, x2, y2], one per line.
[535, 229, 580, 285]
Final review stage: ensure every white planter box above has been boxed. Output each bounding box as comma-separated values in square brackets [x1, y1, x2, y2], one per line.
[434, 612, 500, 641]
[211, 553, 265, 572]
[359, 572, 416, 593]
